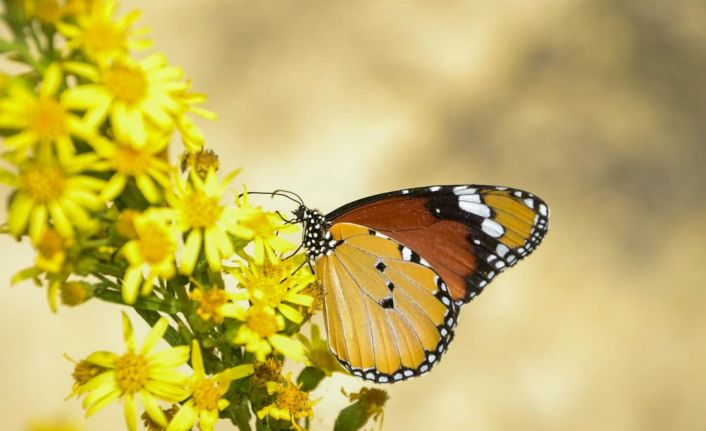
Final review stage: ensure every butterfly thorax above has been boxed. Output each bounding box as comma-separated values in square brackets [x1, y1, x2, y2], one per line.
[295, 206, 336, 259]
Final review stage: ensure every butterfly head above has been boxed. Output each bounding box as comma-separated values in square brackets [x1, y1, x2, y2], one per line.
[294, 205, 335, 259]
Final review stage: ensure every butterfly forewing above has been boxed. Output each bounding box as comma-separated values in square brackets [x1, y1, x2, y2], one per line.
[328, 185, 550, 303]
[317, 222, 457, 383]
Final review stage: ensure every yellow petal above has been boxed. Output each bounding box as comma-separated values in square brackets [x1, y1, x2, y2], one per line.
[101, 174, 127, 201]
[86, 351, 119, 367]
[190, 340, 205, 377]
[85, 388, 121, 417]
[140, 317, 169, 354]
[122, 311, 136, 349]
[8, 193, 33, 237]
[221, 364, 254, 382]
[278, 303, 303, 324]
[40, 64, 62, 98]
[180, 229, 202, 275]
[141, 390, 167, 427]
[3, 130, 37, 150]
[124, 393, 137, 431]
[136, 174, 160, 203]
[269, 334, 306, 362]
[28, 204, 48, 243]
[147, 345, 190, 369]
[165, 401, 197, 431]
[122, 266, 142, 305]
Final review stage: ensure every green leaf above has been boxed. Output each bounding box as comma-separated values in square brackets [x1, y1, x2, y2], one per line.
[0, 39, 15, 53]
[225, 395, 252, 431]
[334, 401, 371, 431]
[297, 366, 326, 392]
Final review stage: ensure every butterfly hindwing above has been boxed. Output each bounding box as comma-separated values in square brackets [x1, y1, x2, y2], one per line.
[318, 222, 457, 383]
[328, 185, 550, 304]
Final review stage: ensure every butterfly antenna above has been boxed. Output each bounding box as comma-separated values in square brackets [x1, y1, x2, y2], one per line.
[271, 189, 305, 207]
[279, 257, 311, 284]
[281, 241, 305, 260]
[245, 190, 305, 207]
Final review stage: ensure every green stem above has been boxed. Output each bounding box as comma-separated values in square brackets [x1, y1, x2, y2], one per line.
[93, 284, 181, 314]
[93, 263, 126, 278]
[135, 308, 184, 348]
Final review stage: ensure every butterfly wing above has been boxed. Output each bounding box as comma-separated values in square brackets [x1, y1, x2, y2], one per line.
[319, 222, 457, 383]
[328, 185, 549, 304]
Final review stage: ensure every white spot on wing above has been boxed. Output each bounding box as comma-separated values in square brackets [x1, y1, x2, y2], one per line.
[496, 243, 510, 257]
[429, 186, 441, 191]
[453, 186, 478, 196]
[401, 247, 413, 261]
[524, 198, 535, 208]
[481, 218, 504, 238]
[459, 201, 491, 217]
[538, 203, 548, 216]
[458, 194, 481, 203]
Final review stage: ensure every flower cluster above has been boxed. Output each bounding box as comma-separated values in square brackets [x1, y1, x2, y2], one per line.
[0, 1, 387, 430]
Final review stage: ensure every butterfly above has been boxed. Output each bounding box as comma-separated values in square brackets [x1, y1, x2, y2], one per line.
[279, 185, 549, 383]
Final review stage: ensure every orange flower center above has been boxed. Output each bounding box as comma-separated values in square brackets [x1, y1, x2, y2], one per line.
[193, 288, 227, 323]
[137, 221, 174, 264]
[112, 144, 150, 176]
[105, 66, 147, 105]
[182, 192, 223, 229]
[21, 164, 65, 203]
[275, 384, 311, 419]
[31, 98, 68, 141]
[72, 359, 106, 386]
[192, 379, 223, 411]
[247, 308, 279, 338]
[36, 228, 65, 258]
[114, 352, 148, 393]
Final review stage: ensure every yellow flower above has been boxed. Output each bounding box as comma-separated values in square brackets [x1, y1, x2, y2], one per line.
[25, 0, 63, 25]
[251, 357, 284, 388]
[60, 280, 94, 306]
[166, 341, 253, 431]
[0, 64, 95, 160]
[231, 256, 314, 324]
[297, 324, 345, 376]
[91, 134, 170, 203]
[34, 227, 71, 273]
[121, 209, 178, 304]
[4, 148, 105, 242]
[57, 0, 150, 64]
[344, 387, 389, 428]
[223, 304, 306, 362]
[168, 170, 252, 275]
[141, 405, 179, 431]
[189, 285, 229, 324]
[115, 208, 139, 239]
[256, 374, 315, 431]
[62, 0, 101, 17]
[236, 191, 298, 265]
[73, 313, 190, 431]
[62, 56, 210, 148]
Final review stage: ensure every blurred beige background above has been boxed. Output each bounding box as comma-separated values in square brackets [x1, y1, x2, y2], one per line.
[2, 0, 706, 429]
